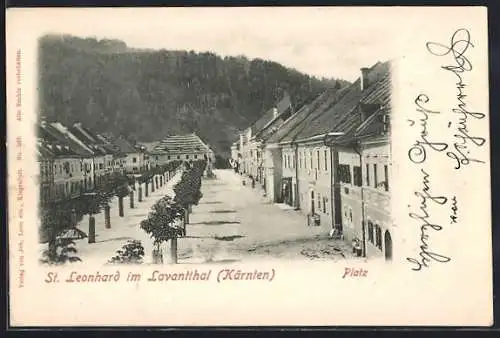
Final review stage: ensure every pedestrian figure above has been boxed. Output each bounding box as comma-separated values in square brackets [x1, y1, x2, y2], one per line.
[251, 176, 255, 189]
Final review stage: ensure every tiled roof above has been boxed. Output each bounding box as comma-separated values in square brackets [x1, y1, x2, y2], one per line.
[95, 134, 124, 156]
[332, 63, 392, 145]
[155, 133, 212, 155]
[279, 87, 350, 144]
[113, 136, 139, 154]
[250, 93, 293, 136]
[141, 141, 168, 155]
[38, 125, 79, 158]
[266, 90, 328, 144]
[50, 122, 95, 157]
[39, 123, 93, 158]
[295, 61, 390, 143]
[69, 123, 109, 156]
[354, 106, 391, 140]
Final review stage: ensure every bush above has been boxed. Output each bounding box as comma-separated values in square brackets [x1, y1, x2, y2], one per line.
[108, 240, 145, 264]
[40, 238, 82, 265]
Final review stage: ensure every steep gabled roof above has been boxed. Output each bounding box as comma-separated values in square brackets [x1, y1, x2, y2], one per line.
[355, 105, 391, 140]
[155, 133, 211, 155]
[69, 123, 109, 156]
[50, 122, 95, 157]
[279, 86, 350, 144]
[95, 134, 124, 157]
[41, 122, 94, 158]
[266, 90, 328, 144]
[332, 63, 392, 145]
[141, 141, 168, 155]
[295, 61, 390, 143]
[250, 93, 293, 137]
[113, 136, 139, 154]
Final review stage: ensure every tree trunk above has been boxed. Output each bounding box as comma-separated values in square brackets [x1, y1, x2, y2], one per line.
[153, 243, 163, 264]
[145, 182, 149, 197]
[119, 196, 124, 217]
[170, 238, 178, 264]
[138, 186, 143, 202]
[48, 232, 57, 261]
[155, 176, 159, 189]
[184, 206, 190, 225]
[151, 178, 155, 192]
[105, 205, 111, 228]
[88, 215, 96, 243]
[129, 190, 134, 209]
[160, 176, 163, 187]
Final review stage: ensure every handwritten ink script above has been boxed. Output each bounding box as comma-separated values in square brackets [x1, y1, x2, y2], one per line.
[406, 28, 485, 271]
[406, 169, 451, 271]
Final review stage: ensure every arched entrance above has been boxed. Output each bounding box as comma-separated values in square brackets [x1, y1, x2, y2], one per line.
[384, 230, 392, 261]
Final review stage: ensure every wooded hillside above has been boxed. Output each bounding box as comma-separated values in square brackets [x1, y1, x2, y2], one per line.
[39, 35, 348, 155]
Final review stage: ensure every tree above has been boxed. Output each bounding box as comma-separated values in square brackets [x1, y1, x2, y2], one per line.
[39, 202, 84, 265]
[39, 34, 341, 156]
[174, 161, 204, 226]
[140, 196, 185, 264]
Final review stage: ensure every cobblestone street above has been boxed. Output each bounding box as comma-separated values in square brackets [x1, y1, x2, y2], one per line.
[42, 169, 353, 265]
[176, 170, 353, 263]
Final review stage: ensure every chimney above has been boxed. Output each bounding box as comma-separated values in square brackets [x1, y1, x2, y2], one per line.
[273, 107, 279, 119]
[360, 67, 370, 91]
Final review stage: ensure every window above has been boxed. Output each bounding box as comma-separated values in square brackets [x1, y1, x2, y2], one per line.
[291, 154, 295, 169]
[366, 163, 370, 186]
[186, 155, 190, 159]
[368, 222, 374, 243]
[338, 164, 352, 184]
[168, 156, 171, 160]
[384, 165, 389, 191]
[99, 163, 104, 170]
[317, 150, 320, 171]
[353, 166, 362, 187]
[133, 157, 137, 163]
[317, 193, 321, 208]
[373, 164, 378, 188]
[375, 225, 382, 249]
[194, 154, 198, 159]
[324, 150, 328, 171]
[322, 197, 327, 213]
[155, 156, 159, 160]
[80, 163, 83, 171]
[177, 155, 180, 159]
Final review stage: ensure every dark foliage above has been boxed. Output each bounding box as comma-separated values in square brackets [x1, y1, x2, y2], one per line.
[108, 240, 145, 264]
[40, 238, 82, 265]
[140, 196, 185, 245]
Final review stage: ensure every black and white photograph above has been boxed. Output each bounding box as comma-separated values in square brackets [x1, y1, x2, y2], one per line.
[35, 9, 393, 266]
[7, 6, 492, 326]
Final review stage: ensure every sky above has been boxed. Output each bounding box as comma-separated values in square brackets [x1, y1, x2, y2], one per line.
[14, 7, 443, 81]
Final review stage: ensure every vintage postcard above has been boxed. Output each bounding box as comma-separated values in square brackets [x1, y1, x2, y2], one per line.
[6, 6, 492, 326]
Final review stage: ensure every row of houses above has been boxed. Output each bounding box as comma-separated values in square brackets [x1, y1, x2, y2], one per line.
[37, 120, 215, 206]
[231, 61, 393, 260]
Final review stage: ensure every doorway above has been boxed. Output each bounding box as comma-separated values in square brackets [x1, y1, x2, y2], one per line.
[384, 230, 392, 261]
